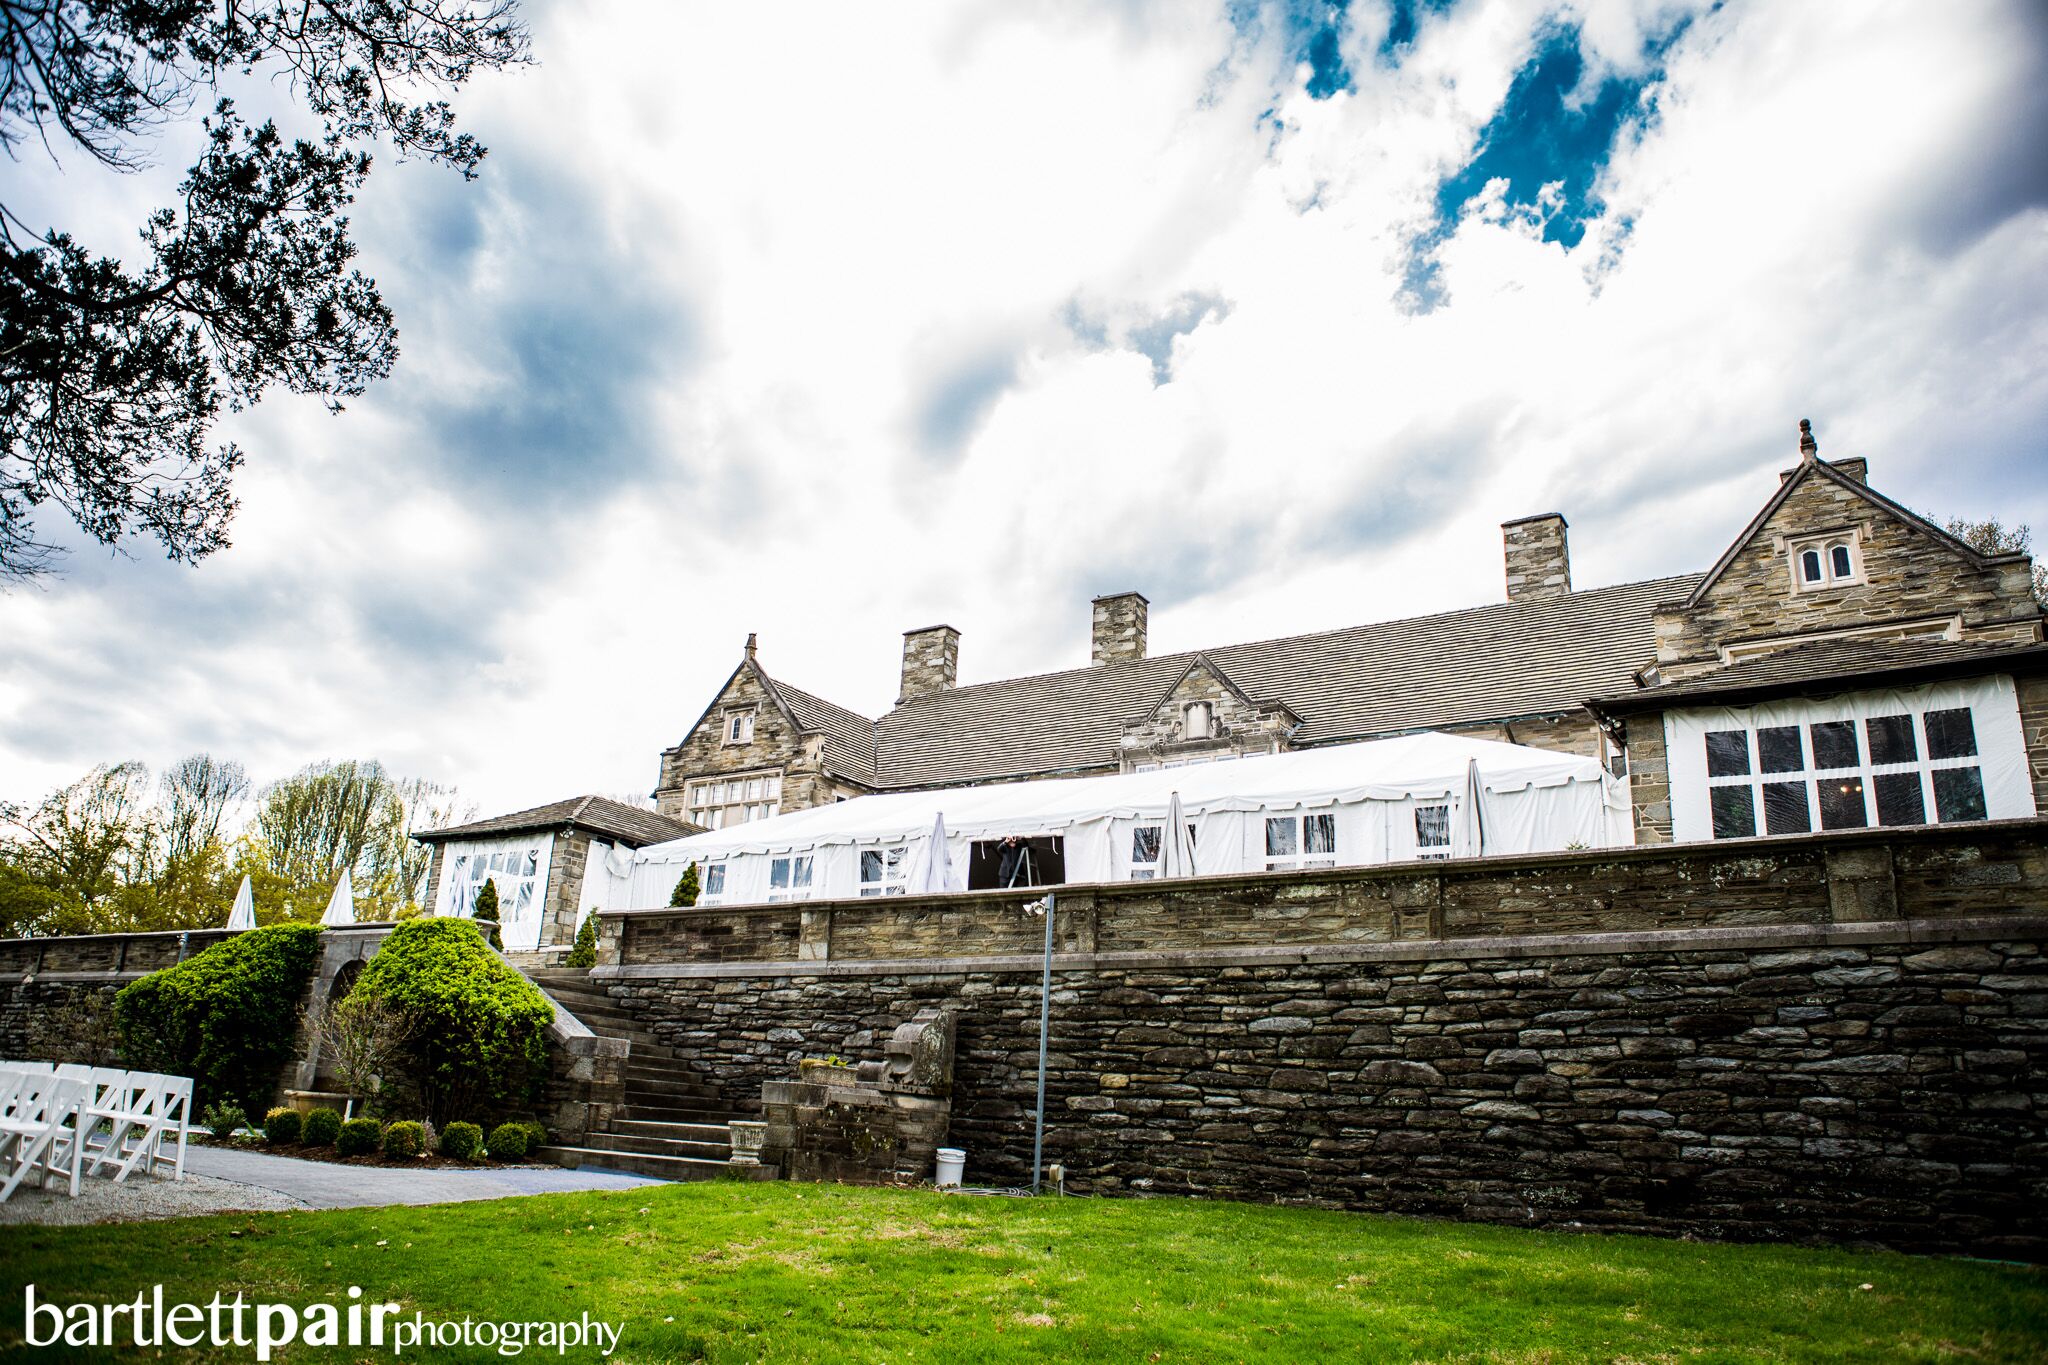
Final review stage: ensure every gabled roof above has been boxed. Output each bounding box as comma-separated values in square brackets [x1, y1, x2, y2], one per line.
[1142, 651, 1261, 717]
[766, 676, 879, 778]
[1683, 456, 2003, 610]
[1590, 638, 2048, 714]
[416, 796, 696, 847]
[863, 574, 1700, 789]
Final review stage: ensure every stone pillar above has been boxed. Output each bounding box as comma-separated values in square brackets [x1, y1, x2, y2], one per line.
[1502, 513, 1571, 602]
[899, 625, 960, 704]
[1091, 592, 1148, 666]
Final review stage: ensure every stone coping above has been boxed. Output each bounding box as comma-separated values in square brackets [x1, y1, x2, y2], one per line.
[588, 912, 2048, 981]
[596, 817, 2048, 925]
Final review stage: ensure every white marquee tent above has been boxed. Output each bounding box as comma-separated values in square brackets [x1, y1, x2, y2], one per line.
[601, 733, 1628, 910]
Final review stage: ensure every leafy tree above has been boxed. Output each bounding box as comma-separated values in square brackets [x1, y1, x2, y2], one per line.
[669, 863, 699, 908]
[0, 761, 152, 909]
[0, 0, 532, 582]
[158, 754, 249, 861]
[1947, 517, 2047, 606]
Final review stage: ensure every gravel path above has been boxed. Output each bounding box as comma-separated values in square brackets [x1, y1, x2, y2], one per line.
[0, 1146, 662, 1226]
[0, 1169, 308, 1226]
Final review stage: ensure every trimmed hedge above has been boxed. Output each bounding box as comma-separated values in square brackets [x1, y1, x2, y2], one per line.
[439, 1121, 483, 1162]
[263, 1107, 303, 1144]
[382, 1120, 425, 1160]
[335, 1117, 381, 1157]
[486, 1122, 528, 1161]
[114, 923, 321, 1114]
[348, 919, 553, 1126]
[302, 1107, 342, 1147]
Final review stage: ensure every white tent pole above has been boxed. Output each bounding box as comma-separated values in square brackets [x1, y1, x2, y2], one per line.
[1030, 890, 1055, 1195]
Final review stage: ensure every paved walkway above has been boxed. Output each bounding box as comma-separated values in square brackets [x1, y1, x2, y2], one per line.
[185, 1146, 662, 1209]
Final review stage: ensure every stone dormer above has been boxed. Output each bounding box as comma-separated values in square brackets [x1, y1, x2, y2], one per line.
[1651, 423, 2042, 683]
[1119, 654, 1300, 770]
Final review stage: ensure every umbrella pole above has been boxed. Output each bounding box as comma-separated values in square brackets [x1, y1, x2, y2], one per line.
[1031, 891, 1055, 1195]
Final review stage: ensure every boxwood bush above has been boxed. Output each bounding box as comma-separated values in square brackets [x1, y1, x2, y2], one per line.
[302, 1107, 342, 1147]
[486, 1122, 528, 1161]
[381, 1120, 425, 1160]
[335, 1117, 381, 1157]
[263, 1107, 303, 1144]
[348, 919, 553, 1125]
[114, 923, 321, 1115]
[439, 1121, 483, 1162]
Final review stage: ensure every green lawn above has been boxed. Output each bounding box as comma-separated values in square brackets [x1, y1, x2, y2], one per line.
[2, 1181, 2042, 1363]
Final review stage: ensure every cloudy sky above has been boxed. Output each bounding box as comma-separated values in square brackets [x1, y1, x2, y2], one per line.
[4, 0, 2045, 818]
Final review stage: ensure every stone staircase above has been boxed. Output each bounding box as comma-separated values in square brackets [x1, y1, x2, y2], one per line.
[525, 968, 774, 1182]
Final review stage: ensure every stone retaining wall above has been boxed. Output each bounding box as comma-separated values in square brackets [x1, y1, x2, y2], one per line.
[597, 916, 2046, 1257]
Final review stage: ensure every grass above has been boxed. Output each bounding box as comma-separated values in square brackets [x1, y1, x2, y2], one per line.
[1, 1181, 2043, 1362]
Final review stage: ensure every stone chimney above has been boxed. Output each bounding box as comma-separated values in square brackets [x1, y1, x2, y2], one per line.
[1502, 514, 1572, 603]
[1830, 456, 1867, 483]
[1091, 592, 1148, 667]
[899, 625, 960, 704]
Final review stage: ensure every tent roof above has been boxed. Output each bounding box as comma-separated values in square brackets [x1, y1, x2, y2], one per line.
[635, 733, 1607, 860]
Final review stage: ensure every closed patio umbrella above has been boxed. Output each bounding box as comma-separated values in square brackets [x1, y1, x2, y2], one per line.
[320, 870, 356, 926]
[1159, 791, 1196, 879]
[914, 813, 954, 893]
[1451, 758, 1486, 858]
[224, 875, 256, 930]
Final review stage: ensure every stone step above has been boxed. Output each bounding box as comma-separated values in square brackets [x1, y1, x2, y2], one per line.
[618, 1102, 744, 1126]
[612, 1119, 733, 1144]
[622, 1072, 725, 1101]
[535, 1146, 776, 1183]
[584, 1131, 733, 1161]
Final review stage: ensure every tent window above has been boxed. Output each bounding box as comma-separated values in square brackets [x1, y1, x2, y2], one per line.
[702, 861, 727, 901]
[443, 840, 546, 919]
[1184, 702, 1213, 740]
[1701, 702, 1988, 839]
[767, 855, 813, 901]
[1265, 813, 1335, 872]
[859, 846, 908, 897]
[1130, 825, 1161, 880]
[1414, 805, 1451, 859]
[968, 837, 1065, 890]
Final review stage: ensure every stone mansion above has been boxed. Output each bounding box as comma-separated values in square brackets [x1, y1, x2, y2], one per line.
[653, 422, 2047, 848]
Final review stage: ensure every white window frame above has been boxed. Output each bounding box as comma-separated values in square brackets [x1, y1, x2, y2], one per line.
[1263, 811, 1336, 872]
[440, 837, 552, 924]
[1126, 821, 1198, 880]
[1789, 529, 1864, 592]
[699, 860, 728, 905]
[1414, 804, 1452, 860]
[685, 769, 782, 830]
[767, 854, 814, 902]
[722, 708, 756, 745]
[858, 845, 909, 897]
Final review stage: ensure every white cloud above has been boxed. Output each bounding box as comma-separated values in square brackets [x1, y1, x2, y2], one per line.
[3, 0, 2043, 818]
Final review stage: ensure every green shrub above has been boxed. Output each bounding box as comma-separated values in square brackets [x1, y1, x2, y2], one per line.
[263, 1107, 303, 1144]
[302, 1107, 342, 1147]
[114, 923, 321, 1115]
[348, 918, 553, 1126]
[564, 916, 599, 968]
[439, 1121, 484, 1162]
[668, 863, 699, 908]
[335, 1117, 382, 1157]
[521, 1120, 548, 1153]
[381, 1120, 425, 1160]
[486, 1122, 529, 1161]
[203, 1101, 247, 1140]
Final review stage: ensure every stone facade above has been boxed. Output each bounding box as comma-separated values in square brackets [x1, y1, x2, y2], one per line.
[655, 655, 868, 819]
[2020, 674, 2048, 811]
[756, 1009, 956, 1183]
[1502, 513, 1572, 602]
[1652, 459, 2039, 681]
[1091, 592, 1149, 666]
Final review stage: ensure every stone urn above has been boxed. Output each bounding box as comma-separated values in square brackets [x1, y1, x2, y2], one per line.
[728, 1120, 767, 1166]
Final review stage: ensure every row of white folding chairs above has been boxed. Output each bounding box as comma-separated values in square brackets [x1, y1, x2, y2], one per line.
[0, 1060, 191, 1201]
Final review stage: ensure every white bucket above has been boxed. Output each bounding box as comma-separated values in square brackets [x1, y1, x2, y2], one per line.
[934, 1147, 966, 1188]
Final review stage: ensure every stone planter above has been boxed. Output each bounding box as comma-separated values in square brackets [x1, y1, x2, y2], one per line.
[728, 1120, 767, 1166]
[282, 1089, 352, 1116]
[798, 1059, 859, 1088]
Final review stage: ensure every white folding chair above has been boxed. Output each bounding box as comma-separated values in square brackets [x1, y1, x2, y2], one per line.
[89, 1072, 192, 1182]
[0, 1072, 85, 1201]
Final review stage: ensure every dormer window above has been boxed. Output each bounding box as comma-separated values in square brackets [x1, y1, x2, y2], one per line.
[1184, 702, 1213, 740]
[1791, 531, 1863, 591]
[723, 709, 756, 745]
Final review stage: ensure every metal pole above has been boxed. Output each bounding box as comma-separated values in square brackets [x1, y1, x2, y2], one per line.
[1031, 891, 1055, 1194]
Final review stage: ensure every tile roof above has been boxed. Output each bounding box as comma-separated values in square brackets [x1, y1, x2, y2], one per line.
[1591, 637, 2048, 711]
[762, 676, 879, 777]
[858, 574, 1702, 789]
[416, 795, 696, 846]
